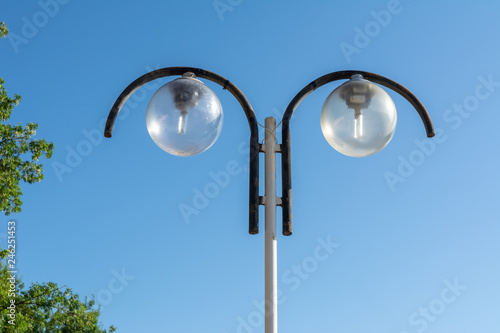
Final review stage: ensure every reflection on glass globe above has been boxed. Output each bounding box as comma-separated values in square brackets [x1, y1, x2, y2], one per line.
[146, 73, 223, 156]
[320, 74, 397, 157]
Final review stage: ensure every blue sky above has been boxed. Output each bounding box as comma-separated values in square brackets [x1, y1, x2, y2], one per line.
[1, 0, 499, 332]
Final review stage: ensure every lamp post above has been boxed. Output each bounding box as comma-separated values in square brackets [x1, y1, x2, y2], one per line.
[105, 67, 434, 333]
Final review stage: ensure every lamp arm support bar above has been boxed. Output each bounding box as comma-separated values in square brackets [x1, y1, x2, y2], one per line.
[280, 70, 435, 236]
[104, 67, 261, 235]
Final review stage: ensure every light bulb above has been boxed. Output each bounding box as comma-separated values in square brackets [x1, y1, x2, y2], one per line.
[349, 81, 369, 140]
[178, 110, 188, 135]
[354, 108, 363, 139]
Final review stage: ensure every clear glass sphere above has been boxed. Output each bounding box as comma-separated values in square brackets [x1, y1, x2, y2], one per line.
[146, 75, 223, 156]
[320, 75, 397, 157]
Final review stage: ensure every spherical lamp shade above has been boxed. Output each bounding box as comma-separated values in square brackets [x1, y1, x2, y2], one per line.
[320, 74, 397, 157]
[146, 74, 223, 156]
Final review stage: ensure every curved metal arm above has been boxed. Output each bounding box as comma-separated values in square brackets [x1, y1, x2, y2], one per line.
[104, 67, 261, 234]
[281, 70, 435, 236]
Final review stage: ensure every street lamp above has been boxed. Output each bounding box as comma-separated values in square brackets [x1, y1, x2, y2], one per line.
[320, 74, 397, 157]
[145, 72, 224, 156]
[105, 67, 434, 333]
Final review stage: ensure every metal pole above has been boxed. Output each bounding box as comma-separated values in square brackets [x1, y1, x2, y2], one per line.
[264, 117, 278, 333]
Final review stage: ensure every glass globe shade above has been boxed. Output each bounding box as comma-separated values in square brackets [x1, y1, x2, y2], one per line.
[146, 74, 223, 156]
[320, 74, 397, 157]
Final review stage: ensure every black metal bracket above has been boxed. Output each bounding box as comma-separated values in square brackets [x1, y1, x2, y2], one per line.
[104, 67, 261, 235]
[280, 70, 435, 236]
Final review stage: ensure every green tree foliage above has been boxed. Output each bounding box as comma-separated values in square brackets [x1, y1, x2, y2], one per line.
[0, 22, 54, 215]
[0, 250, 116, 332]
[0, 22, 7, 37]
